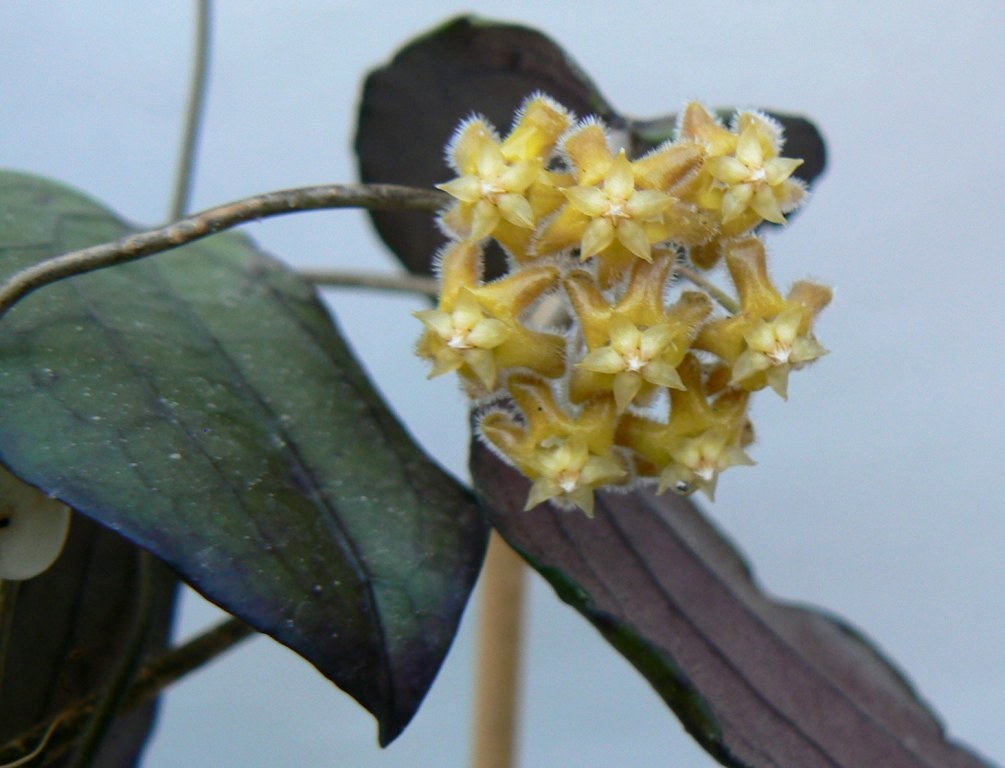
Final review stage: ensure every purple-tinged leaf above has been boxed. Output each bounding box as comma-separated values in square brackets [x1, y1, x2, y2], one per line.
[472, 443, 995, 768]
[356, 15, 617, 280]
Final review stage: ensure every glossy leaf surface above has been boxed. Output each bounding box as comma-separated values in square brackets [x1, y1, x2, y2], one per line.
[472, 443, 994, 768]
[0, 171, 488, 744]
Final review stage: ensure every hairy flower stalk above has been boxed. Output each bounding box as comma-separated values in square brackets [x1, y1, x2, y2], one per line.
[417, 94, 830, 515]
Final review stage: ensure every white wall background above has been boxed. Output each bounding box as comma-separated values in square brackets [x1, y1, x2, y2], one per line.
[2, 2, 1003, 766]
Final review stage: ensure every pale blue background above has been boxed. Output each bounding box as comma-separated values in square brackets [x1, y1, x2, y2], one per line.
[2, 2, 1004, 766]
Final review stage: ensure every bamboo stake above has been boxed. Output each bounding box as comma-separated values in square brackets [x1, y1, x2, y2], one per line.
[471, 533, 527, 768]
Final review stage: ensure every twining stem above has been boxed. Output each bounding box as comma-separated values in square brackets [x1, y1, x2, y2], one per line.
[0, 183, 448, 322]
[471, 534, 527, 768]
[169, 0, 212, 222]
[301, 270, 439, 298]
[0, 617, 255, 767]
[0, 714, 66, 768]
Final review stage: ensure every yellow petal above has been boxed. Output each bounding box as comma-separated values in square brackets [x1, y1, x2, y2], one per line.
[735, 126, 765, 168]
[499, 160, 541, 192]
[413, 309, 452, 338]
[642, 360, 684, 390]
[470, 199, 502, 240]
[581, 454, 626, 486]
[615, 219, 652, 261]
[632, 142, 704, 190]
[453, 290, 484, 331]
[744, 318, 779, 352]
[428, 348, 463, 379]
[474, 139, 507, 179]
[468, 318, 511, 349]
[464, 348, 498, 390]
[534, 206, 590, 256]
[609, 316, 641, 354]
[581, 217, 615, 259]
[563, 185, 610, 216]
[791, 336, 828, 364]
[605, 151, 636, 200]
[639, 324, 675, 359]
[450, 120, 495, 174]
[707, 156, 750, 185]
[721, 183, 754, 223]
[613, 371, 643, 412]
[731, 348, 772, 385]
[476, 264, 560, 316]
[765, 157, 803, 185]
[436, 241, 483, 307]
[568, 487, 596, 517]
[496, 193, 535, 229]
[436, 175, 483, 203]
[751, 186, 786, 225]
[773, 307, 805, 345]
[626, 190, 672, 220]
[765, 364, 791, 399]
[580, 347, 627, 374]
[525, 477, 561, 510]
[501, 96, 572, 160]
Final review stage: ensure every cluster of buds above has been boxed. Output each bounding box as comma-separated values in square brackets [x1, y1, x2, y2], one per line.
[415, 94, 831, 516]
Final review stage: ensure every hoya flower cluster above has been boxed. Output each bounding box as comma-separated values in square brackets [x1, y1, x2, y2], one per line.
[415, 95, 831, 516]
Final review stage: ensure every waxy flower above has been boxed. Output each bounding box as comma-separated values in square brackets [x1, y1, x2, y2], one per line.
[564, 257, 712, 411]
[618, 356, 753, 500]
[437, 95, 572, 259]
[679, 103, 807, 267]
[416, 96, 829, 514]
[695, 237, 830, 398]
[731, 306, 828, 399]
[535, 121, 708, 282]
[415, 241, 564, 393]
[481, 375, 625, 516]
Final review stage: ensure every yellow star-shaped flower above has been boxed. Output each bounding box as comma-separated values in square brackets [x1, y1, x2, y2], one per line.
[564, 256, 712, 411]
[437, 96, 572, 258]
[617, 355, 753, 500]
[479, 375, 626, 516]
[534, 122, 708, 282]
[415, 242, 565, 393]
[694, 237, 831, 398]
[731, 307, 828, 398]
[705, 119, 804, 226]
[678, 103, 808, 267]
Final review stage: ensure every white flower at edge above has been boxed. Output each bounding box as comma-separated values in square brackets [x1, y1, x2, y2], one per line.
[0, 465, 71, 580]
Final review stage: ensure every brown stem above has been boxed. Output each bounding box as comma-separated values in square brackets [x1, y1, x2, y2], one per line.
[0, 183, 448, 322]
[0, 617, 255, 767]
[301, 270, 439, 298]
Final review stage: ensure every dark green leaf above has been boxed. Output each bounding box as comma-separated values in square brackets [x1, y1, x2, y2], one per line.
[0, 170, 488, 744]
[0, 515, 178, 768]
[472, 443, 994, 768]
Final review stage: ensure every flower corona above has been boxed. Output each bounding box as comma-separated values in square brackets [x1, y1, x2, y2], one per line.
[416, 94, 831, 515]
